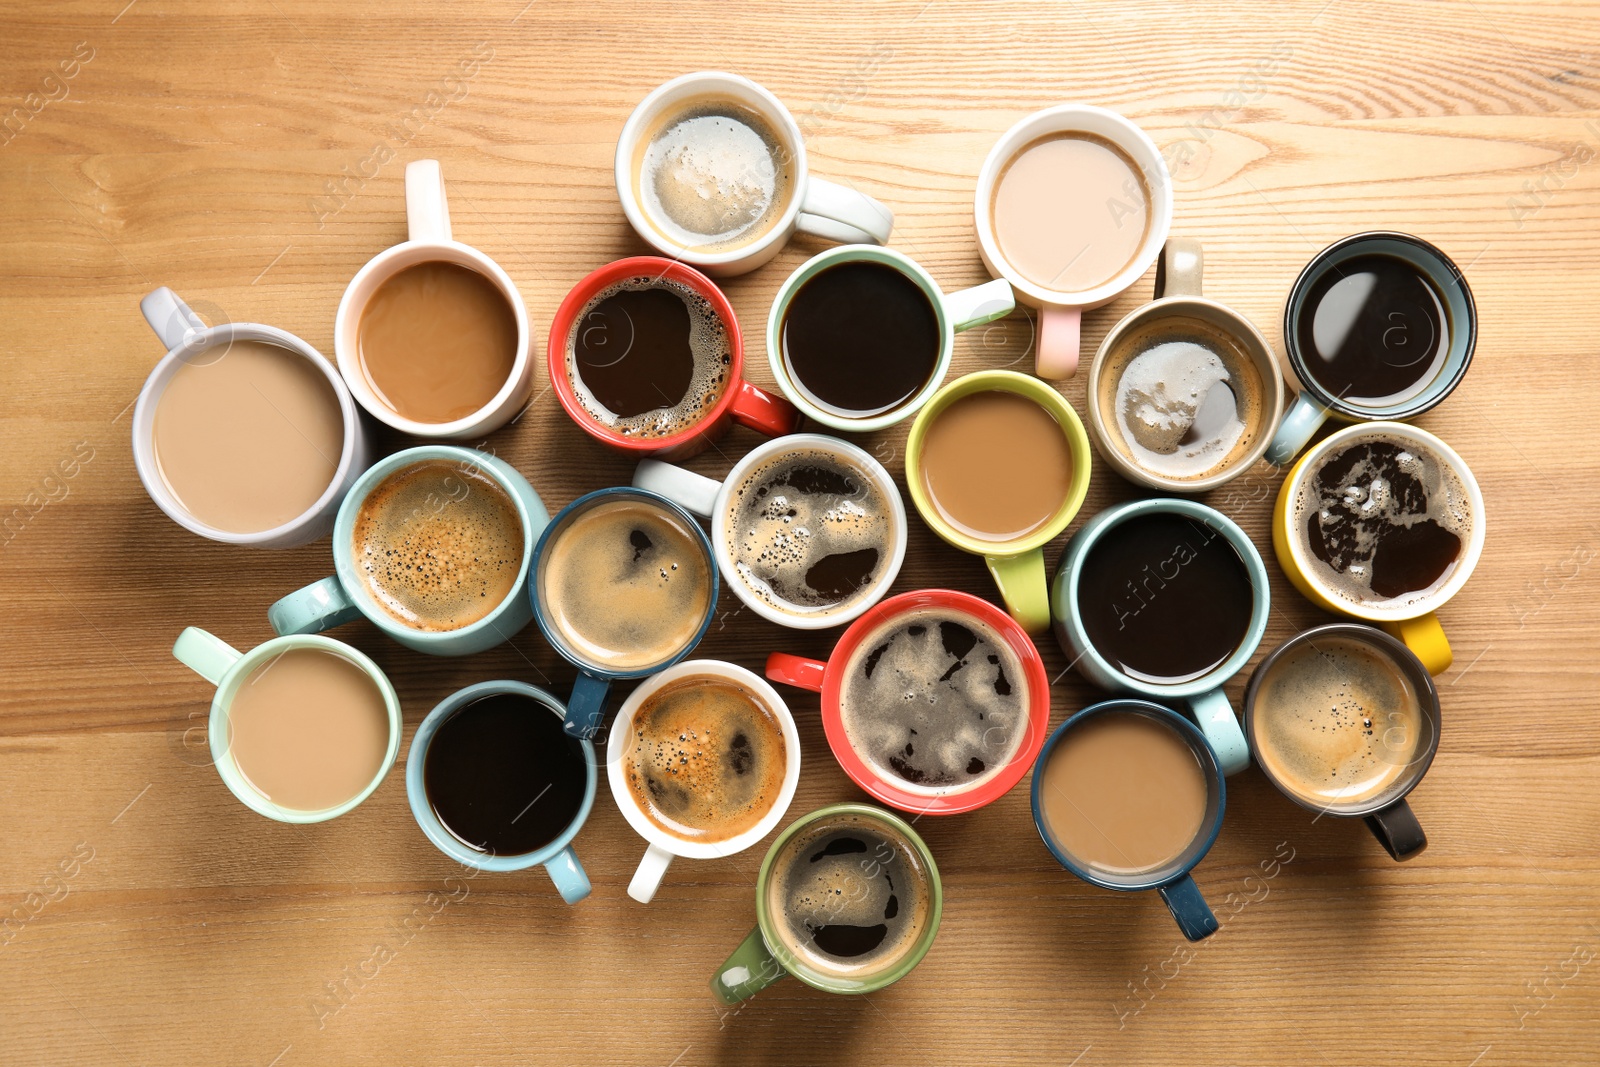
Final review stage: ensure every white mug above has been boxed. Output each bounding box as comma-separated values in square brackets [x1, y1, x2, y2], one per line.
[974, 104, 1174, 380]
[334, 159, 535, 439]
[131, 287, 370, 548]
[607, 660, 801, 903]
[614, 71, 894, 277]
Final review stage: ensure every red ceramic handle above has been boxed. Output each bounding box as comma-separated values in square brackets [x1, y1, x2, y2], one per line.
[766, 652, 827, 693]
[730, 380, 799, 438]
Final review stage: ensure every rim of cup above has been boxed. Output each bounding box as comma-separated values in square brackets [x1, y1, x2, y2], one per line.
[973, 103, 1174, 310]
[606, 659, 803, 861]
[132, 322, 365, 546]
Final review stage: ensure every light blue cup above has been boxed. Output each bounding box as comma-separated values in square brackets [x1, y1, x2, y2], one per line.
[269, 445, 548, 656]
[530, 487, 719, 739]
[406, 680, 595, 904]
[1050, 497, 1268, 776]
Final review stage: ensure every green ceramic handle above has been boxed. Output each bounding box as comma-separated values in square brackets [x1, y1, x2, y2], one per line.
[711, 926, 788, 1005]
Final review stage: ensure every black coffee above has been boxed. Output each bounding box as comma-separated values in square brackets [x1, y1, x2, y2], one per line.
[1078, 512, 1254, 684]
[1296, 254, 1450, 407]
[781, 261, 940, 417]
[423, 693, 589, 856]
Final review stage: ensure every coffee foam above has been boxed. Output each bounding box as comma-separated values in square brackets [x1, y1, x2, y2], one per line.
[839, 608, 1029, 794]
[564, 275, 731, 439]
[352, 461, 524, 632]
[724, 448, 893, 618]
[766, 812, 931, 980]
[538, 498, 712, 671]
[1253, 635, 1425, 808]
[625, 675, 787, 843]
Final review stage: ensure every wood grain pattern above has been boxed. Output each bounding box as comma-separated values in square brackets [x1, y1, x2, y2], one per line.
[2, 1, 1598, 1063]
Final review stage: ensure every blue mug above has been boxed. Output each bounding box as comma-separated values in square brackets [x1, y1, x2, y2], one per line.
[529, 487, 719, 739]
[1031, 699, 1226, 941]
[405, 680, 595, 904]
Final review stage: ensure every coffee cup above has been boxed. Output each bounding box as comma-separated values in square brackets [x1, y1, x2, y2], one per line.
[132, 287, 370, 548]
[766, 589, 1051, 815]
[1245, 624, 1440, 861]
[616, 71, 895, 277]
[268, 445, 548, 656]
[406, 681, 595, 903]
[766, 245, 1014, 433]
[1032, 699, 1226, 942]
[712, 802, 942, 1003]
[974, 103, 1175, 379]
[633, 433, 907, 629]
[607, 660, 802, 903]
[1050, 497, 1270, 776]
[334, 159, 534, 439]
[529, 487, 719, 739]
[1086, 238, 1286, 492]
[548, 256, 797, 461]
[172, 627, 401, 823]
[1264, 231, 1477, 465]
[1272, 421, 1485, 675]
[906, 370, 1091, 633]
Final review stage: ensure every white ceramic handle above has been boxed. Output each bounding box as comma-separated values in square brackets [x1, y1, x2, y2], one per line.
[943, 278, 1016, 333]
[798, 177, 893, 245]
[633, 459, 722, 519]
[406, 159, 452, 244]
[141, 287, 207, 351]
[628, 843, 676, 903]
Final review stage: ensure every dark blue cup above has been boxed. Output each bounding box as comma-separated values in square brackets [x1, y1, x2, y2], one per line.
[529, 487, 719, 740]
[1031, 699, 1226, 941]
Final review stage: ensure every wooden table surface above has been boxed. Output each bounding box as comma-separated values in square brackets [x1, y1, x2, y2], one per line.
[4, 1, 1599, 1064]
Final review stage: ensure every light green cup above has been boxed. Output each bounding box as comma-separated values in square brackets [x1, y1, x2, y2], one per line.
[172, 627, 402, 824]
[906, 370, 1092, 633]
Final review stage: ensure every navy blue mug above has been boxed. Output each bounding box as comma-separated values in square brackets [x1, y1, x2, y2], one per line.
[1031, 699, 1226, 941]
[530, 487, 718, 739]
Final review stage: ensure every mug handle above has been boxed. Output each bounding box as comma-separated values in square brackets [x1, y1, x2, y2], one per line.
[405, 159, 452, 244]
[628, 843, 676, 904]
[985, 549, 1050, 635]
[1379, 613, 1453, 675]
[564, 671, 611, 740]
[1363, 797, 1428, 861]
[728, 380, 800, 439]
[634, 460, 721, 518]
[544, 846, 592, 904]
[796, 177, 893, 245]
[712, 925, 789, 1005]
[943, 278, 1015, 333]
[1154, 237, 1204, 298]
[140, 287, 206, 351]
[1158, 873, 1220, 942]
[1264, 393, 1332, 466]
[1037, 306, 1079, 380]
[268, 576, 363, 636]
[1188, 688, 1251, 776]
[173, 627, 241, 686]
[766, 652, 827, 692]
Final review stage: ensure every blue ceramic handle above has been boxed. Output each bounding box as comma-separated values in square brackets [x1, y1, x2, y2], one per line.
[544, 846, 592, 904]
[1264, 392, 1332, 466]
[269, 576, 362, 636]
[1188, 688, 1251, 776]
[1158, 873, 1219, 942]
[564, 671, 611, 740]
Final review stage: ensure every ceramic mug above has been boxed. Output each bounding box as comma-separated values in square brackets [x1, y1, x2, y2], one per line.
[607, 660, 802, 903]
[1085, 238, 1286, 492]
[334, 159, 535, 439]
[765, 245, 1014, 433]
[405, 680, 595, 903]
[974, 103, 1175, 379]
[1032, 699, 1226, 942]
[766, 589, 1052, 816]
[132, 287, 370, 548]
[1271, 421, 1485, 675]
[633, 433, 908, 629]
[172, 627, 401, 824]
[1264, 231, 1477, 465]
[906, 370, 1092, 633]
[615, 71, 894, 277]
[1050, 497, 1270, 776]
[268, 445, 548, 656]
[547, 256, 797, 461]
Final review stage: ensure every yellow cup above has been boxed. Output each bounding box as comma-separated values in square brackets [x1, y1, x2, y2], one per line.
[906, 370, 1091, 633]
[1272, 421, 1485, 674]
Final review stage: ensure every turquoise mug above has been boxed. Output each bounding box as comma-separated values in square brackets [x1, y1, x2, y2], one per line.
[268, 445, 548, 656]
[405, 680, 595, 904]
[1050, 497, 1267, 775]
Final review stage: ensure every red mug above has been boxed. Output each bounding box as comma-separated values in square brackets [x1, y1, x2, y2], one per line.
[766, 589, 1052, 815]
[547, 256, 797, 460]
